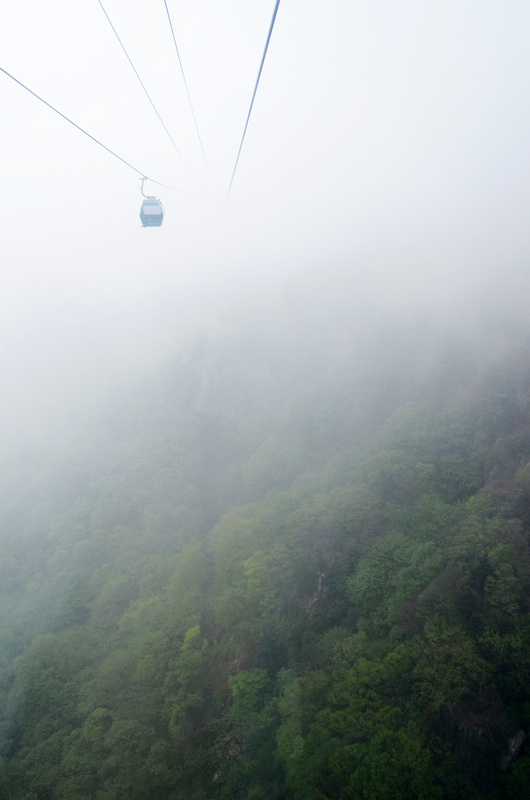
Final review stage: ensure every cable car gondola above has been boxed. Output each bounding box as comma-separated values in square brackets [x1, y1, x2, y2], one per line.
[140, 197, 164, 227]
[140, 177, 164, 227]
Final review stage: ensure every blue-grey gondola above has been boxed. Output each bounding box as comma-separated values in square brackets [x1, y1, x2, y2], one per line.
[140, 198, 164, 227]
[139, 178, 164, 227]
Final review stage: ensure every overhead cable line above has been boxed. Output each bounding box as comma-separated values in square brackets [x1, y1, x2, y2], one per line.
[227, 0, 281, 195]
[162, 0, 209, 173]
[0, 67, 175, 190]
[97, 0, 191, 174]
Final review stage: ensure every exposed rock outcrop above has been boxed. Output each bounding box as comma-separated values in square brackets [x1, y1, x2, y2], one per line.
[500, 729, 526, 770]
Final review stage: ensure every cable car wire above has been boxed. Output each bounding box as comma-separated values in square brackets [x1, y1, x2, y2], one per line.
[0, 66, 175, 190]
[227, 0, 281, 195]
[97, 0, 191, 173]
[162, 0, 209, 173]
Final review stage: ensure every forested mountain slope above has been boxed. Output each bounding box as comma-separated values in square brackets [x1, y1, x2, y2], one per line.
[0, 277, 529, 799]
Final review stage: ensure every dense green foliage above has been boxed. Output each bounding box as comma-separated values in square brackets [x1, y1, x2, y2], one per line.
[0, 286, 529, 799]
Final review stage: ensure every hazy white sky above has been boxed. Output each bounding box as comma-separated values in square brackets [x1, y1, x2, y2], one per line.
[2, 0, 530, 443]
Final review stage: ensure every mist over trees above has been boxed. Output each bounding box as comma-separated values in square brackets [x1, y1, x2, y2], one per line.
[0, 265, 529, 799]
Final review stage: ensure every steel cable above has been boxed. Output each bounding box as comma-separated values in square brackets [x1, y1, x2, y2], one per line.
[163, 0, 209, 173]
[227, 0, 281, 195]
[97, 0, 191, 173]
[1, 66, 175, 189]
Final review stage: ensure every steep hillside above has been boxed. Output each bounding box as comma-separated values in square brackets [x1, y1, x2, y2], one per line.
[0, 283, 529, 799]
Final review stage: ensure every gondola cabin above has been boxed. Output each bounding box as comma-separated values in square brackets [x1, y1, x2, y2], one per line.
[140, 197, 164, 227]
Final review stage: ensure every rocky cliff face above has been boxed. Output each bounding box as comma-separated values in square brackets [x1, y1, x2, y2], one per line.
[500, 730, 526, 770]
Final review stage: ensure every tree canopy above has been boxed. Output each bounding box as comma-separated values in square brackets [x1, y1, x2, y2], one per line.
[0, 287, 529, 799]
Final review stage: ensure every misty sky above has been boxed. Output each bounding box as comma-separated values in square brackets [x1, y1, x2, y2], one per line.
[2, 0, 530, 446]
